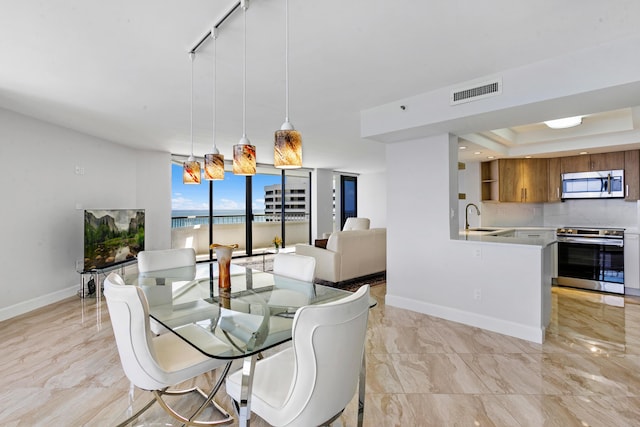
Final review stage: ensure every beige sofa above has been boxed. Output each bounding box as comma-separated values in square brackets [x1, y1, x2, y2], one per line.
[295, 228, 386, 283]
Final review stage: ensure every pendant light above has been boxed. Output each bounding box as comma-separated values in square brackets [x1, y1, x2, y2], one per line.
[183, 53, 201, 184]
[204, 29, 225, 181]
[274, 0, 302, 169]
[233, 0, 256, 176]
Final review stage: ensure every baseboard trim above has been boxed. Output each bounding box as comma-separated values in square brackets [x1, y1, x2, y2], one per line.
[385, 293, 545, 344]
[0, 285, 78, 322]
[625, 287, 640, 297]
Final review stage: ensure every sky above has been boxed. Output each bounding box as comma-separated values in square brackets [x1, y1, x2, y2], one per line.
[171, 163, 282, 212]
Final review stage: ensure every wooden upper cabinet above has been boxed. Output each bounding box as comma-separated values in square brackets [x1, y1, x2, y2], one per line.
[561, 152, 624, 173]
[548, 157, 562, 202]
[625, 150, 640, 201]
[483, 151, 635, 203]
[589, 152, 624, 171]
[498, 159, 548, 203]
[498, 159, 524, 202]
[561, 155, 590, 173]
[522, 158, 548, 203]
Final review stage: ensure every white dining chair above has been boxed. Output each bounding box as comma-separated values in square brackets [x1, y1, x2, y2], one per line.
[137, 248, 197, 334]
[272, 252, 316, 282]
[225, 285, 370, 427]
[103, 272, 234, 426]
[138, 248, 196, 272]
[270, 253, 317, 308]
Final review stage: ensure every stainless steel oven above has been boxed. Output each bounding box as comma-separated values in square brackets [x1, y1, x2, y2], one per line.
[556, 227, 625, 294]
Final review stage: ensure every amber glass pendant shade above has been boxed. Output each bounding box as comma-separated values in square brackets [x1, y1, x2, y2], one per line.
[274, 129, 302, 168]
[183, 159, 201, 184]
[204, 153, 224, 180]
[233, 143, 256, 175]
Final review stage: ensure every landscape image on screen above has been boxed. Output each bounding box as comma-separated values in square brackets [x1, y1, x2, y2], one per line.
[84, 209, 145, 271]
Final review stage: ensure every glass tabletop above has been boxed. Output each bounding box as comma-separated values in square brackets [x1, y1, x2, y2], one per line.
[123, 262, 353, 359]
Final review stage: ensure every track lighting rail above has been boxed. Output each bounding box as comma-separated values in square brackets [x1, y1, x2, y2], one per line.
[189, 1, 243, 54]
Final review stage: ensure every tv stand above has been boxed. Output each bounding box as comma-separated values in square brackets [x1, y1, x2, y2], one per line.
[78, 259, 138, 298]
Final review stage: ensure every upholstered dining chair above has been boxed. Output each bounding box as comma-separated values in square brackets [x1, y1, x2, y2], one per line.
[225, 284, 370, 427]
[272, 252, 316, 282]
[137, 248, 197, 334]
[103, 272, 234, 426]
[270, 253, 317, 309]
[138, 247, 196, 272]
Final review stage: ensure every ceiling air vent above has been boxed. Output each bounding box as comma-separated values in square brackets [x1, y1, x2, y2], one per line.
[450, 78, 502, 105]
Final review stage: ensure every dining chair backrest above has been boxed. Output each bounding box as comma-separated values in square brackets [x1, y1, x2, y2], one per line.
[104, 272, 235, 425]
[283, 284, 370, 425]
[137, 248, 196, 273]
[103, 272, 169, 390]
[272, 253, 316, 283]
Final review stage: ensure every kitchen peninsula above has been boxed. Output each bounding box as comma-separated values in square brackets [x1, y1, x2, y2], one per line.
[447, 226, 556, 344]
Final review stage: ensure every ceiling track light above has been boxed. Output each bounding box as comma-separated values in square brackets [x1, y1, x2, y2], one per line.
[204, 28, 225, 181]
[274, 0, 302, 169]
[183, 53, 201, 184]
[233, 0, 257, 176]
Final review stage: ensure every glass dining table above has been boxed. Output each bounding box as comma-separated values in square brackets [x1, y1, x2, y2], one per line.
[123, 261, 367, 427]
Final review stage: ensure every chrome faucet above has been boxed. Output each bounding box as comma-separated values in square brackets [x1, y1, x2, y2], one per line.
[465, 203, 481, 230]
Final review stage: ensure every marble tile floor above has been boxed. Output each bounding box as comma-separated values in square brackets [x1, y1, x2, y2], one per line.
[2, 284, 640, 426]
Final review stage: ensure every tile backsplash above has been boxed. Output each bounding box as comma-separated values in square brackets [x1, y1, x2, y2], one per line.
[481, 199, 639, 230]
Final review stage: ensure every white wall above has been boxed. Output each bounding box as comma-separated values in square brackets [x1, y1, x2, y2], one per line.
[358, 171, 387, 228]
[458, 161, 481, 229]
[386, 134, 549, 343]
[0, 108, 171, 320]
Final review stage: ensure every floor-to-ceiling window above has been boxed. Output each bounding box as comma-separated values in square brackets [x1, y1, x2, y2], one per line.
[170, 159, 311, 258]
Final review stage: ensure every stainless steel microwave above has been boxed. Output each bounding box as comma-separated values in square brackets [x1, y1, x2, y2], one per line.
[561, 170, 624, 199]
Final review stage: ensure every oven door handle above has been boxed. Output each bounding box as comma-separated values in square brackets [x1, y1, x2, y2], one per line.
[557, 236, 624, 247]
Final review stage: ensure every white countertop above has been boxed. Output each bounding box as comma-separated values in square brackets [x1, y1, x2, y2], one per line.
[457, 227, 557, 247]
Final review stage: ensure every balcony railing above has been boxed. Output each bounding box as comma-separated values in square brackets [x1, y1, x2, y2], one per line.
[171, 213, 311, 256]
[172, 213, 310, 229]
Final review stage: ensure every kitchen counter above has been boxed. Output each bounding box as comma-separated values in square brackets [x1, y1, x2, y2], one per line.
[458, 227, 557, 247]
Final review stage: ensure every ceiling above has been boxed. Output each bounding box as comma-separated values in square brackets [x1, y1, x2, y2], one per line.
[458, 107, 640, 163]
[2, 1, 640, 173]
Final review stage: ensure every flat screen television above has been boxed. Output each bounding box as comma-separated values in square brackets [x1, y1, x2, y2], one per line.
[83, 209, 145, 271]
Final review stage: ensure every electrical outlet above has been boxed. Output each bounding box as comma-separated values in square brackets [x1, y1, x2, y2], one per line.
[473, 289, 482, 300]
[473, 248, 482, 258]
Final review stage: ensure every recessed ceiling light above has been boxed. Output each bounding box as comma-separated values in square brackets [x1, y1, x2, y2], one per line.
[544, 116, 583, 129]
[459, 146, 467, 150]
[474, 151, 481, 155]
[487, 156, 495, 159]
